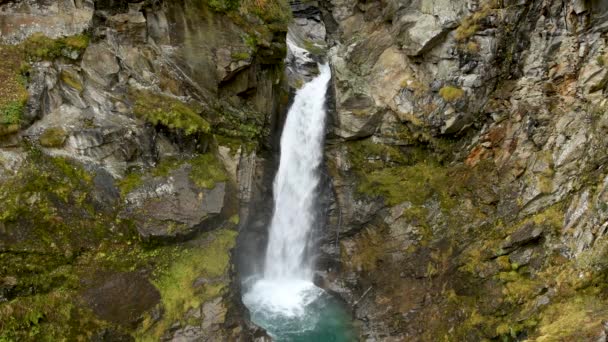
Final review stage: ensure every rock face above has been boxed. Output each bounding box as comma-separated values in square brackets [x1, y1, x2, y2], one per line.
[312, 0, 608, 340]
[122, 162, 227, 241]
[0, 0, 289, 340]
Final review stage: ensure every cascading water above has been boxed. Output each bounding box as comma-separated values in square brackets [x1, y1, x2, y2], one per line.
[264, 62, 330, 281]
[243, 49, 354, 341]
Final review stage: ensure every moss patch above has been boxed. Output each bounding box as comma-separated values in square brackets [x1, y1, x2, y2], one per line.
[535, 296, 608, 341]
[131, 89, 210, 135]
[439, 86, 465, 102]
[22, 33, 89, 61]
[240, 0, 292, 25]
[189, 153, 230, 189]
[454, 5, 493, 41]
[136, 229, 238, 340]
[60, 70, 83, 92]
[39, 127, 68, 148]
[0, 46, 28, 130]
[358, 161, 458, 207]
[118, 152, 228, 198]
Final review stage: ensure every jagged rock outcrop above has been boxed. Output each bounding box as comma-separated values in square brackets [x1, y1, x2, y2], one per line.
[0, 0, 289, 340]
[312, 0, 608, 340]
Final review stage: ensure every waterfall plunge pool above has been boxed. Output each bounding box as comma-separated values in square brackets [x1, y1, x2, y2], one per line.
[243, 278, 355, 341]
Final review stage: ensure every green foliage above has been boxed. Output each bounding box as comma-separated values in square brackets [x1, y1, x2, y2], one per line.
[231, 51, 251, 60]
[358, 161, 458, 207]
[454, 5, 493, 41]
[22, 33, 90, 61]
[213, 105, 265, 141]
[535, 297, 608, 341]
[241, 0, 292, 25]
[0, 45, 28, 130]
[189, 153, 229, 189]
[0, 101, 24, 126]
[39, 127, 67, 148]
[208, 0, 241, 12]
[136, 229, 237, 340]
[117, 172, 144, 197]
[132, 89, 210, 135]
[439, 86, 465, 102]
[118, 153, 228, 197]
[0, 290, 106, 341]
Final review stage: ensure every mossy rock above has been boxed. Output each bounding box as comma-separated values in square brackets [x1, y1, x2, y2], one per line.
[0, 46, 28, 130]
[131, 89, 210, 136]
[22, 33, 90, 61]
[135, 229, 238, 340]
[59, 69, 83, 92]
[39, 127, 68, 147]
[439, 85, 465, 102]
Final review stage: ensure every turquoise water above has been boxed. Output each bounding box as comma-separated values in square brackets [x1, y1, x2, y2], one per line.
[247, 289, 355, 342]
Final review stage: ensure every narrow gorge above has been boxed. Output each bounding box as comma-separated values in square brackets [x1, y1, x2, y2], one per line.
[2, 0, 608, 341]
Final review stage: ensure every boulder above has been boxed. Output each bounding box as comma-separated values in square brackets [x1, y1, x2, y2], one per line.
[123, 163, 227, 241]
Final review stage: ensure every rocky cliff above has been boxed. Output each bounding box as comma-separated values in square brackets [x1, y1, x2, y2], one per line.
[3, 0, 608, 341]
[0, 0, 289, 340]
[313, 0, 608, 340]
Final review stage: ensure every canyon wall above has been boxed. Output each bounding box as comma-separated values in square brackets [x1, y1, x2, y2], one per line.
[314, 0, 608, 340]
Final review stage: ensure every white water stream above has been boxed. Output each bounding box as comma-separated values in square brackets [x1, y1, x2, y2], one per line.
[242, 63, 336, 333]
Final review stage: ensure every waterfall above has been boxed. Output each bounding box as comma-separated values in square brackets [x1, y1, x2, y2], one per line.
[243, 63, 332, 321]
[264, 63, 331, 280]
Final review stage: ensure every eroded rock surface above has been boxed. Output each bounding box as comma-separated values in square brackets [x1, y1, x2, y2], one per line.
[311, 0, 608, 340]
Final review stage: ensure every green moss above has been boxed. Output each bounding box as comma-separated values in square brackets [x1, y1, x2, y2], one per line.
[22, 33, 89, 61]
[211, 102, 266, 141]
[189, 153, 229, 189]
[439, 86, 465, 102]
[118, 153, 228, 198]
[117, 172, 144, 197]
[215, 134, 258, 154]
[136, 229, 237, 340]
[302, 39, 325, 55]
[454, 5, 493, 41]
[0, 45, 28, 130]
[243, 34, 258, 51]
[341, 226, 386, 272]
[39, 127, 67, 148]
[0, 101, 24, 126]
[358, 161, 457, 207]
[59, 70, 83, 92]
[240, 0, 292, 25]
[208, 0, 240, 12]
[231, 51, 251, 60]
[534, 297, 608, 341]
[132, 89, 210, 135]
[0, 289, 107, 341]
[346, 139, 407, 173]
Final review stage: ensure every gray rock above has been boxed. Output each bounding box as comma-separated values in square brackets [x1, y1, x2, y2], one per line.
[123, 164, 226, 241]
[82, 43, 120, 88]
[397, 12, 447, 56]
[502, 223, 544, 251]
